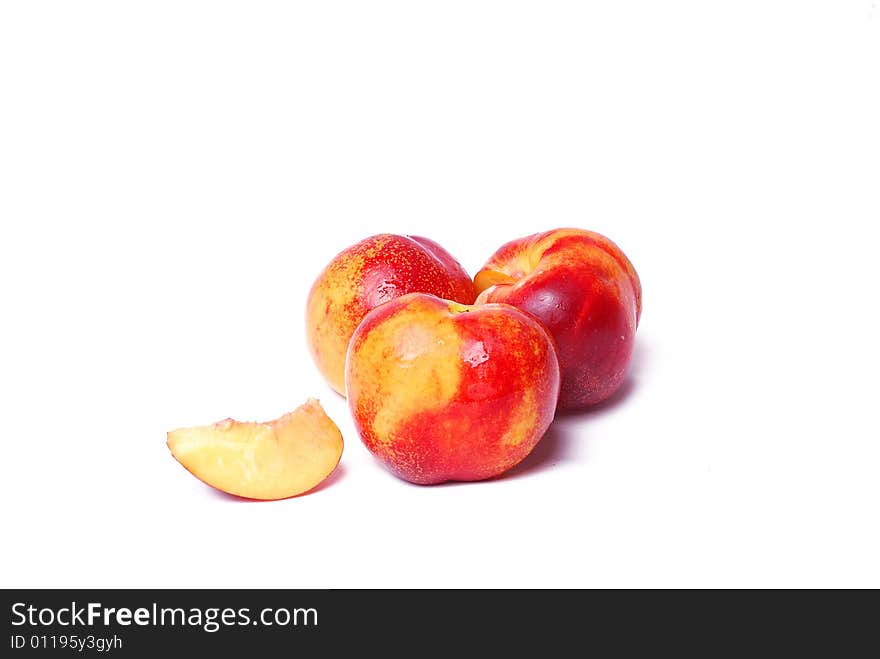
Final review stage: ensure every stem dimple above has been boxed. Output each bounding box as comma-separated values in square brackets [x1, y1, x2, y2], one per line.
[474, 269, 516, 293]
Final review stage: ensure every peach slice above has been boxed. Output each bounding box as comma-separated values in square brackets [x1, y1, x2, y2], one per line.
[167, 399, 343, 500]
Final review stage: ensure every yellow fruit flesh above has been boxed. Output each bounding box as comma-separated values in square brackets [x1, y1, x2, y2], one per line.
[167, 399, 343, 500]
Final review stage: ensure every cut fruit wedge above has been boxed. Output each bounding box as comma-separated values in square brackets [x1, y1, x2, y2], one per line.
[167, 399, 343, 500]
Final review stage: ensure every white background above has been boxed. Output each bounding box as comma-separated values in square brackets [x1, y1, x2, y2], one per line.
[2, 2, 878, 588]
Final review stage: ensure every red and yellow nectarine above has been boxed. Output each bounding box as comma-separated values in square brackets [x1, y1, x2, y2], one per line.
[475, 228, 641, 410]
[307, 234, 476, 395]
[346, 293, 560, 484]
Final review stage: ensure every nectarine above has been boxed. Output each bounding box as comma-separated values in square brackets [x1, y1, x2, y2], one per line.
[475, 228, 641, 410]
[346, 293, 560, 484]
[307, 234, 476, 395]
[167, 399, 343, 500]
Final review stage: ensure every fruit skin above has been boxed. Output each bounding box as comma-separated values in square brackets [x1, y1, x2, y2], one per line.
[307, 234, 476, 396]
[346, 292, 560, 485]
[166, 399, 343, 500]
[474, 228, 641, 410]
